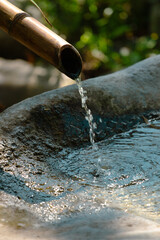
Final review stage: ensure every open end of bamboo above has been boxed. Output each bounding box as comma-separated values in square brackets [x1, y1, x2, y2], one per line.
[60, 46, 82, 80]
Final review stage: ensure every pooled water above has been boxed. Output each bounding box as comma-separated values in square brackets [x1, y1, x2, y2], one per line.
[0, 118, 160, 227]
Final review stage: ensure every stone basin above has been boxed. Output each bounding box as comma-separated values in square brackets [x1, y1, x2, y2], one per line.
[0, 55, 160, 239]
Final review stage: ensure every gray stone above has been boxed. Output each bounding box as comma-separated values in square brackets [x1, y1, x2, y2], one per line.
[0, 55, 160, 146]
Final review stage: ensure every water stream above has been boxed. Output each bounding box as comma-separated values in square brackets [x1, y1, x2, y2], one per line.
[76, 77, 96, 145]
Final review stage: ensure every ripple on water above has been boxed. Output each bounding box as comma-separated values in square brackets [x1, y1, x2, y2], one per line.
[0, 119, 160, 225]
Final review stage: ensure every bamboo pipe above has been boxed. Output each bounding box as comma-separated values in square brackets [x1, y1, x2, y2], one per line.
[0, 0, 82, 79]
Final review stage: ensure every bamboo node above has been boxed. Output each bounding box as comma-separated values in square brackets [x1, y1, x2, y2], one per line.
[8, 12, 30, 35]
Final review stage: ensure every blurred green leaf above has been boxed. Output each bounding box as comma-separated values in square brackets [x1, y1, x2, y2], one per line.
[27, 0, 160, 78]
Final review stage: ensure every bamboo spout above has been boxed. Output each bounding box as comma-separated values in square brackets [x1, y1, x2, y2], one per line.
[0, 0, 82, 79]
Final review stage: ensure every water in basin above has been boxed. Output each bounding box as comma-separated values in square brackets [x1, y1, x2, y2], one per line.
[0, 117, 160, 229]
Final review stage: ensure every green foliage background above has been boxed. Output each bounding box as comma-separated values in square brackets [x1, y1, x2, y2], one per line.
[28, 0, 160, 78]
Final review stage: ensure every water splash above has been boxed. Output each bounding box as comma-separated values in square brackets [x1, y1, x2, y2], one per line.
[76, 77, 97, 145]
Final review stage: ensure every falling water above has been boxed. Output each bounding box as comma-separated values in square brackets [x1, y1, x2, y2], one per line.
[76, 77, 97, 145]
